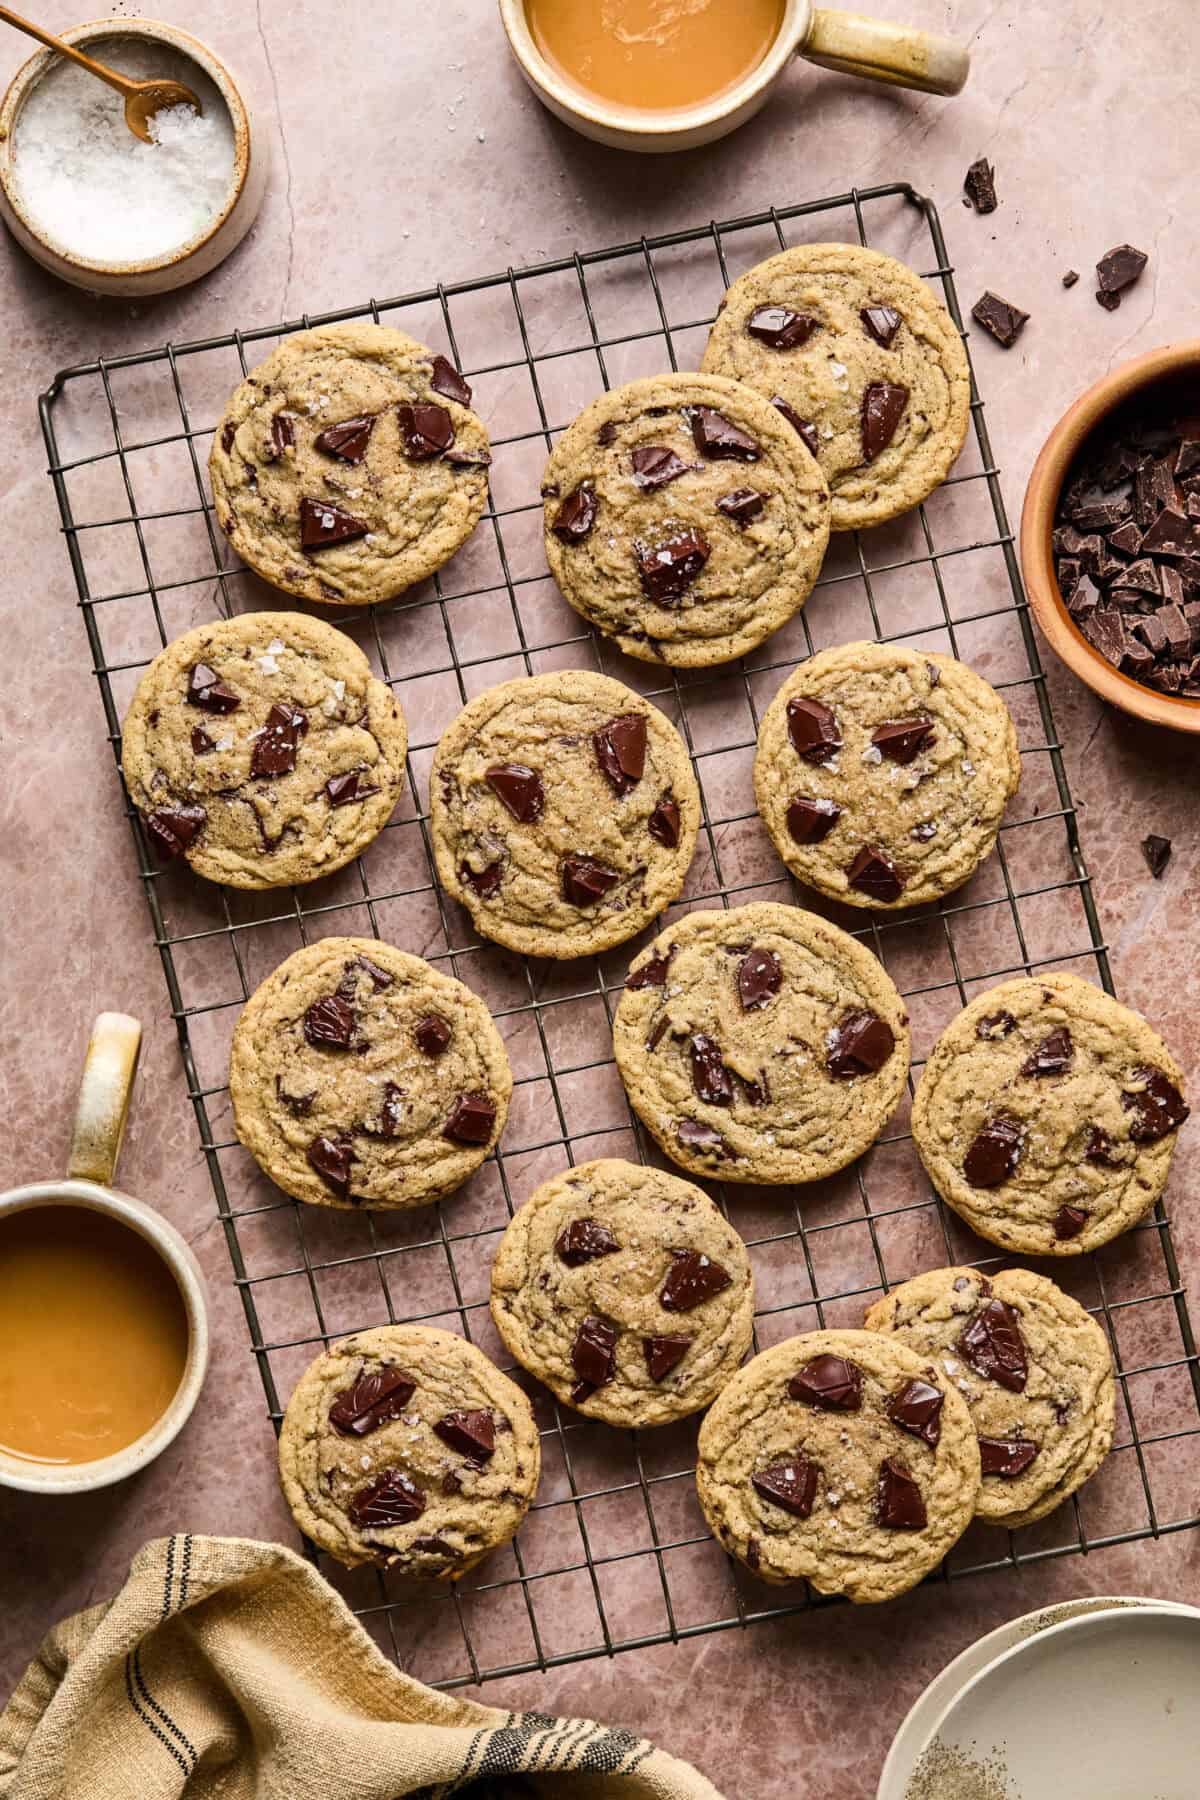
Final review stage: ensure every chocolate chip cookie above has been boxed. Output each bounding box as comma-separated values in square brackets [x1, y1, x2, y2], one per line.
[701, 243, 971, 531]
[489, 1158, 754, 1428]
[910, 973, 1189, 1255]
[865, 1267, 1115, 1529]
[121, 611, 408, 889]
[278, 1325, 540, 1573]
[429, 670, 700, 960]
[696, 1329, 978, 1601]
[541, 372, 830, 666]
[210, 323, 490, 607]
[613, 902, 910, 1185]
[230, 937, 511, 1210]
[754, 643, 1020, 911]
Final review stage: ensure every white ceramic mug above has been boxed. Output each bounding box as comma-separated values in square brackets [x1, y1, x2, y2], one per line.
[0, 1013, 209, 1494]
[499, 0, 970, 152]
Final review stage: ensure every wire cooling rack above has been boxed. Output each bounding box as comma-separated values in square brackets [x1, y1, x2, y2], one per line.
[41, 183, 1200, 1688]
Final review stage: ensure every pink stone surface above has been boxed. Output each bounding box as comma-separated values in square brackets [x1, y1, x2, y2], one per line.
[2, 4, 1199, 1795]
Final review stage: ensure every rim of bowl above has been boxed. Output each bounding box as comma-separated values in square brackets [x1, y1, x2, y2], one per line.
[497, 0, 808, 137]
[0, 15, 251, 276]
[1020, 338, 1200, 735]
[0, 1178, 209, 1493]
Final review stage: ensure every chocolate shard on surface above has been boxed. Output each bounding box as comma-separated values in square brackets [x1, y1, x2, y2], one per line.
[737, 947, 782, 1011]
[626, 948, 673, 989]
[552, 481, 598, 543]
[556, 1218, 620, 1266]
[978, 1435, 1040, 1477]
[886, 1378, 944, 1447]
[688, 406, 761, 461]
[635, 529, 711, 603]
[1021, 1026, 1074, 1077]
[690, 1034, 734, 1106]
[187, 661, 240, 712]
[348, 1468, 426, 1529]
[571, 1315, 617, 1390]
[303, 993, 357, 1050]
[644, 1334, 692, 1382]
[396, 401, 454, 459]
[770, 396, 821, 458]
[827, 1009, 895, 1077]
[1054, 1204, 1089, 1241]
[963, 1113, 1024, 1187]
[361, 1080, 404, 1140]
[717, 486, 766, 527]
[860, 304, 903, 348]
[1140, 508, 1196, 556]
[746, 305, 819, 350]
[414, 1014, 451, 1056]
[660, 1248, 732, 1312]
[1096, 243, 1148, 298]
[307, 1134, 354, 1196]
[957, 1298, 1028, 1392]
[876, 1458, 927, 1530]
[631, 444, 695, 490]
[971, 290, 1029, 348]
[846, 843, 905, 903]
[562, 853, 620, 906]
[443, 1091, 496, 1145]
[860, 381, 908, 461]
[434, 1409, 495, 1462]
[1062, 269, 1079, 288]
[146, 804, 206, 860]
[1141, 833, 1172, 878]
[485, 761, 544, 822]
[787, 794, 842, 844]
[871, 715, 935, 764]
[314, 414, 375, 463]
[329, 1366, 416, 1437]
[786, 695, 842, 763]
[593, 712, 647, 795]
[788, 1353, 863, 1412]
[191, 726, 215, 755]
[269, 411, 295, 458]
[1085, 1124, 1122, 1167]
[675, 1118, 730, 1158]
[251, 701, 308, 778]
[429, 354, 472, 406]
[963, 157, 998, 213]
[1121, 1066, 1189, 1142]
[326, 769, 380, 807]
[647, 794, 681, 846]
[300, 497, 370, 551]
[752, 1455, 818, 1518]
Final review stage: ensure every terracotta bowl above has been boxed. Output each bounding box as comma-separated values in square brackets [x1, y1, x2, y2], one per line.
[1020, 339, 1200, 734]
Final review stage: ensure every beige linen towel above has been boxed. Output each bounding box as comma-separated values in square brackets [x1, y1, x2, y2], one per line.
[0, 1535, 723, 1800]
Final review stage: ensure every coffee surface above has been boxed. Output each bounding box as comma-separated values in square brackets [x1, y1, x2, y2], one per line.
[0, 1206, 189, 1464]
[526, 0, 785, 113]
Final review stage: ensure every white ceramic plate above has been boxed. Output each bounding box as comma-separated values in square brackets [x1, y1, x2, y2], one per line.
[877, 1597, 1200, 1799]
[890, 1604, 1200, 1800]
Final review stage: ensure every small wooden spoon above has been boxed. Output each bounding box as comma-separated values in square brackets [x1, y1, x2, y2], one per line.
[0, 5, 202, 142]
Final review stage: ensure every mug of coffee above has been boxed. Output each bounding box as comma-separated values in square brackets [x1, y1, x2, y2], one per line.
[500, 0, 970, 152]
[0, 1014, 209, 1494]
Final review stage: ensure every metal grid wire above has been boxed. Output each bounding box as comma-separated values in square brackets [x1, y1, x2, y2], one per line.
[41, 183, 1200, 1687]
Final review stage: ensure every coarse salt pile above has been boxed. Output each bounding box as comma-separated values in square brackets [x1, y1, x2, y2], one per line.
[11, 36, 236, 266]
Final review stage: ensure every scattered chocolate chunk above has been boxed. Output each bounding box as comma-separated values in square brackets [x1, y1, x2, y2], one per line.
[688, 406, 761, 461]
[977, 1011, 1015, 1040]
[410, 1537, 456, 1560]
[277, 1082, 315, 1117]
[308, 1134, 354, 1196]
[1021, 1026, 1074, 1077]
[357, 954, 394, 991]
[552, 482, 598, 543]
[911, 821, 937, 842]
[861, 381, 909, 460]
[1096, 243, 1148, 304]
[644, 1334, 692, 1382]
[562, 854, 620, 906]
[571, 1315, 617, 1391]
[462, 859, 504, 899]
[594, 713, 647, 795]
[251, 701, 308, 778]
[861, 304, 902, 349]
[787, 695, 842, 763]
[690, 1034, 733, 1106]
[1141, 834, 1172, 878]
[325, 769, 380, 807]
[300, 497, 369, 551]
[187, 662, 240, 712]
[1085, 1125, 1122, 1167]
[963, 1113, 1023, 1187]
[827, 1009, 895, 1077]
[304, 993, 357, 1050]
[485, 762, 544, 823]
[1176, 440, 1200, 477]
[396, 401, 454, 459]
[361, 1080, 404, 1140]
[877, 1458, 927, 1530]
[787, 794, 842, 844]
[414, 1014, 451, 1057]
[770, 397, 820, 458]
[1054, 1205, 1089, 1241]
[348, 1468, 426, 1529]
[647, 794, 681, 847]
[1062, 269, 1080, 289]
[737, 947, 781, 1011]
[443, 1092, 496, 1145]
[871, 716, 935, 764]
[626, 948, 673, 989]
[958, 1298, 1028, 1392]
[963, 157, 997, 213]
[887, 1379, 943, 1448]
[752, 1455, 818, 1518]
[978, 1435, 1040, 1477]
[635, 529, 711, 603]
[443, 446, 491, 469]
[631, 444, 694, 490]
[434, 1410, 495, 1462]
[1121, 1067, 1189, 1142]
[556, 1218, 620, 1266]
[329, 1367, 416, 1437]
[191, 726, 215, 756]
[597, 420, 618, 446]
[746, 305, 819, 350]
[717, 486, 766, 527]
[221, 420, 236, 453]
[146, 804, 206, 860]
[660, 1248, 732, 1312]
[315, 415, 375, 463]
[675, 1118, 730, 1158]
[971, 291, 1029, 349]
[846, 843, 905, 903]
[429, 354, 472, 406]
[788, 1354, 863, 1412]
[269, 411, 295, 458]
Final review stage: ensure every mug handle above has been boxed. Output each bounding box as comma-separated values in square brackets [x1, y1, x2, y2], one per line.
[67, 1012, 143, 1186]
[800, 8, 970, 96]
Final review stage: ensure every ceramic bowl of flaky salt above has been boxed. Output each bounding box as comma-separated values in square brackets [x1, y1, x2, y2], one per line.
[0, 16, 267, 295]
